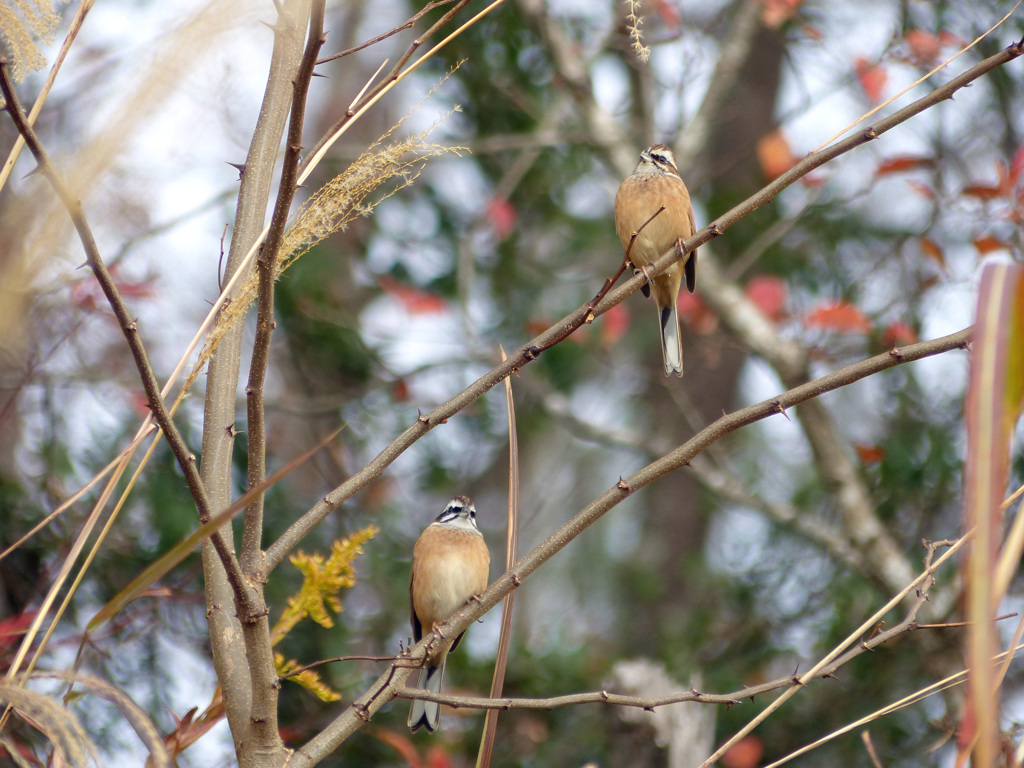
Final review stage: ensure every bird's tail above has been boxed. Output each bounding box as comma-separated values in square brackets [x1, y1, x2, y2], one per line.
[659, 301, 683, 377]
[408, 659, 446, 733]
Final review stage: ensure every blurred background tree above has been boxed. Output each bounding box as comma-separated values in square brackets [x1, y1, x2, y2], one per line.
[0, 0, 1022, 766]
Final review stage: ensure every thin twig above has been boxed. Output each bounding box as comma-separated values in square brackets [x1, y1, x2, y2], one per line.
[583, 205, 665, 323]
[242, 0, 327, 579]
[316, 0, 459, 64]
[263, 35, 1024, 575]
[699, 538, 967, 768]
[289, 328, 971, 764]
[280, 655, 401, 678]
[302, 0, 476, 163]
[0, 57, 259, 619]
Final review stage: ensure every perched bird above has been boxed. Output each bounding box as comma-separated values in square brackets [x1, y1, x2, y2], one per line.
[614, 144, 698, 377]
[407, 496, 490, 733]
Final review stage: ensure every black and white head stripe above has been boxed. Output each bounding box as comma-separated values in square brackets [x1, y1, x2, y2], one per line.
[642, 144, 680, 174]
[435, 495, 478, 528]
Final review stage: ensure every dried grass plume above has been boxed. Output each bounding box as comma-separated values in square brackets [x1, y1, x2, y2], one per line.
[186, 78, 466, 390]
[0, 0, 60, 82]
[625, 0, 651, 64]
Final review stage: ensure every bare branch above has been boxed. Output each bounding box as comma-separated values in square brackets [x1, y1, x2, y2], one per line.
[316, 0, 459, 64]
[290, 328, 970, 765]
[398, 567, 990, 714]
[264, 38, 1023, 574]
[0, 57, 259, 620]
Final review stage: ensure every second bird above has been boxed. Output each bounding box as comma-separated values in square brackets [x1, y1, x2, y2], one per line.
[407, 496, 490, 733]
[614, 144, 698, 377]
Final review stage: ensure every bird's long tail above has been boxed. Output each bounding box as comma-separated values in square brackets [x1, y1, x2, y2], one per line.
[408, 659, 446, 733]
[659, 301, 684, 377]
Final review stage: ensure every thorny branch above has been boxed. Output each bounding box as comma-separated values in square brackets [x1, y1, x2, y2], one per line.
[234, 2, 328, 762]
[265, 40, 1021, 575]
[289, 328, 971, 765]
[0, 57, 260, 619]
[302, 0, 475, 167]
[316, 0, 459, 64]
[399, 539, 991, 713]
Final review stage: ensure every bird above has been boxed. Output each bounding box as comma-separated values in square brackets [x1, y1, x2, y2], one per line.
[614, 144, 698, 377]
[407, 495, 490, 733]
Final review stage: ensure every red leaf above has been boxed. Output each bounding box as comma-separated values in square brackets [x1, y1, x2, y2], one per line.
[904, 29, 942, 64]
[804, 301, 871, 334]
[974, 237, 1009, 255]
[962, 185, 1003, 201]
[756, 129, 796, 180]
[129, 391, 151, 417]
[855, 57, 887, 103]
[372, 727, 423, 768]
[0, 611, 36, 652]
[377, 277, 447, 314]
[939, 30, 966, 47]
[654, 0, 680, 28]
[919, 237, 945, 267]
[425, 746, 453, 768]
[881, 321, 918, 347]
[677, 292, 717, 334]
[744, 276, 787, 322]
[874, 155, 932, 177]
[906, 180, 935, 199]
[486, 197, 516, 241]
[722, 736, 764, 768]
[391, 378, 410, 402]
[601, 303, 630, 347]
[760, 0, 803, 29]
[855, 443, 887, 465]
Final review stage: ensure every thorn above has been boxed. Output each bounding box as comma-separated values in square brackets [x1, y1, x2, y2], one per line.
[311, 71, 328, 79]
[227, 161, 246, 177]
[775, 401, 790, 421]
[616, 478, 630, 492]
[417, 410, 429, 425]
